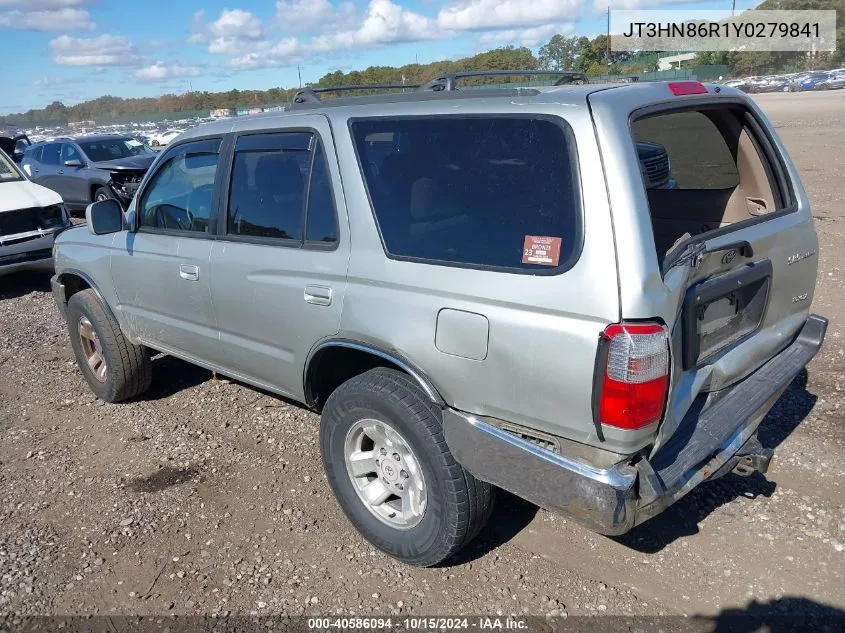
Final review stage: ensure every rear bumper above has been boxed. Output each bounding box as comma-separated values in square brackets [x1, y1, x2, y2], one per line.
[444, 314, 827, 535]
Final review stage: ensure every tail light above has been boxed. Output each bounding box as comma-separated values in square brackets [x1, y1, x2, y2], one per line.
[668, 81, 707, 96]
[595, 323, 670, 431]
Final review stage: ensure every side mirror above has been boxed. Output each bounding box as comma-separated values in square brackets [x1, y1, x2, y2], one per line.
[86, 199, 125, 235]
[64, 159, 83, 168]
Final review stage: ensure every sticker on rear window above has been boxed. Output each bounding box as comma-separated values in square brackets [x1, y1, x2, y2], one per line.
[522, 236, 562, 266]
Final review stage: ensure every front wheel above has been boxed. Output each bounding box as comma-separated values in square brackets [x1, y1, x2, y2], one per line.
[93, 186, 113, 203]
[66, 289, 152, 402]
[320, 367, 494, 567]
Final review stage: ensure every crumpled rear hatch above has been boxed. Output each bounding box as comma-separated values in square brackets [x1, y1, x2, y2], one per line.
[631, 100, 819, 454]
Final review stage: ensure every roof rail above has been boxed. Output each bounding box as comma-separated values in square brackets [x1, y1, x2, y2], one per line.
[293, 83, 422, 104]
[419, 69, 588, 92]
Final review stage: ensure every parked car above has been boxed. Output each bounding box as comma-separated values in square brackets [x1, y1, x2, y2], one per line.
[815, 72, 845, 90]
[0, 148, 71, 276]
[0, 132, 32, 164]
[149, 129, 184, 148]
[21, 135, 156, 213]
[50, 76, 826, 567]
[791, 72, 831, 91]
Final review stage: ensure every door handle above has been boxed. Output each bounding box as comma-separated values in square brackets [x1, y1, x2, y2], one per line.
[304, 285, 332, 306]
[179, 264, 199, 281]
[57, 170, 64, 175]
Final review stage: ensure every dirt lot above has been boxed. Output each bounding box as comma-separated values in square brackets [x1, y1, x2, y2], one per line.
[1, 91, 843, 623]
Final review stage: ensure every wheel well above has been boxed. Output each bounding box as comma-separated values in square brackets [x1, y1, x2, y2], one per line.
[305, 346, 436, 412]
[59, 273, 91, 302]
[90, 183, 106, 201]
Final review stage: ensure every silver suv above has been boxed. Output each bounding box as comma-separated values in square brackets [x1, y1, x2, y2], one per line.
[50, 73, 826, 567]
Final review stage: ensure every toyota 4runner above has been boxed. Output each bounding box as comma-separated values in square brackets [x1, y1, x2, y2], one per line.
[50, 74, 826, 566]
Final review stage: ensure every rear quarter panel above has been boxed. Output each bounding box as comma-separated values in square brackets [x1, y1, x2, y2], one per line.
[330, 100, 626, 450]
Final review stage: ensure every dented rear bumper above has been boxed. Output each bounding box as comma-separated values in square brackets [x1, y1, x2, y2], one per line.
[444, 314, 827, 535]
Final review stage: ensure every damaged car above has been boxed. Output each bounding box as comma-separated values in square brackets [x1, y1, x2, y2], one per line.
[1, 147, 71, 277]
[0, 131, 32, 165]
[21, 135, 155, 213]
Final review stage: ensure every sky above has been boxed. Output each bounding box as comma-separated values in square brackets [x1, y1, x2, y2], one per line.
[0, 0, 761, 115]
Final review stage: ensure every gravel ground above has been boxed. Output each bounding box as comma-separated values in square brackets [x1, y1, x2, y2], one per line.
[0, 91, 843, 623]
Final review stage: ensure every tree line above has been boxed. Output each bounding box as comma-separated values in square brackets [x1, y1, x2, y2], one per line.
[2, 0, 841, 127]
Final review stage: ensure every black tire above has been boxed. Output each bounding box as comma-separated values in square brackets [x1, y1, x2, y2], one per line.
[66, 289, 152, 403]
[320, 367, 494, 567]
[93, 186, 113, 203]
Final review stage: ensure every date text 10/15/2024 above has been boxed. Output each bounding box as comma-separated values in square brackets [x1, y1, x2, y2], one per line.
[307, 617, 529, 631]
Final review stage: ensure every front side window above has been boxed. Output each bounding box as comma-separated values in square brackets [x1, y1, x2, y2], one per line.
[139, 142, 220, 233]
[61, 143, 83, 164]
[226, 132, 338, 245]
[351, 116, 581, 272]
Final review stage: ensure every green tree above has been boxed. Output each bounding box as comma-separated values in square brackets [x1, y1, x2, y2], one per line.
[538, 35, 584, 71]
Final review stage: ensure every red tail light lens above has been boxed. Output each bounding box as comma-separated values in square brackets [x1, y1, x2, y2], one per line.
[598, 323, 670, 430]
[668, 81, 708, 96]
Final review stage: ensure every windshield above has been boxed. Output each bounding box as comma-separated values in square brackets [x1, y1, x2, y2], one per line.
[78, 138, 154, 162]
[0, 149, 24, 182]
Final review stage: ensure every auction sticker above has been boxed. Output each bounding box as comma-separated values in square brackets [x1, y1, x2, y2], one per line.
[522, 236, 562, 266]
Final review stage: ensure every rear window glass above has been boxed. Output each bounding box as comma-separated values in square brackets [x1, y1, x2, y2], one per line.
[351, 116, 581, 272]
[632, 111, 739, 190]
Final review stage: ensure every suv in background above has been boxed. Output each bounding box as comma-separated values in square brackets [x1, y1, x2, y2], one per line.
[21, 135, 157, 213]
[50, 73, 825, 567]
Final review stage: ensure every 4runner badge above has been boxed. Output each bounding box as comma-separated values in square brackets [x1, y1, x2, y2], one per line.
[721, 250, 737, 265]
[787, 250, 816, 265]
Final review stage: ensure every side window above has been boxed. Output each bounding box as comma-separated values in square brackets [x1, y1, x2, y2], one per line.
[61, 144, 82, 164]
[305, 141, 338, 244]
[351, 116, 581, 271]
[632, 111, 739, 190]
[227, 132, 338, 245]
[42, 143, 61, 166]
[139, 141, 220, 233]
[26, 145, 43, 162]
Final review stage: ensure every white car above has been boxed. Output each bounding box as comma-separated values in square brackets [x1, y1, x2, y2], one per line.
[149, 129, 184, 148]
[0, 149, 71, 276]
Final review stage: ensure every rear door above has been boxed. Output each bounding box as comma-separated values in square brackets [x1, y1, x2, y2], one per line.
[55, 143, 88, 205]
[35, 142, 62, 192]
[589, 86, 819, 451]
[206, 115, 349, 400]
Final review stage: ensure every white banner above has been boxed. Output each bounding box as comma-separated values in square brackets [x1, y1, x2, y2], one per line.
[610, 10, 837, 52]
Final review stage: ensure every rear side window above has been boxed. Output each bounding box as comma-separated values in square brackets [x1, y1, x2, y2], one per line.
[227, 132, 338, 245]
[26, 145, 43, 162]
[42, 143, 61, 166]
[351, 116, 581, 272]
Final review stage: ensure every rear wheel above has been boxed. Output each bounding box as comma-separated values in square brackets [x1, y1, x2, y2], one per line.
[66, 289, 152, 402]
[320, 367, 494, 567]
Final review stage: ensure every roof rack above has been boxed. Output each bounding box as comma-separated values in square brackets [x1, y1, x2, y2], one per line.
[293, 83, 421, 104]
[287, 69, 636, 111]
[419, 70, 588, 92]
